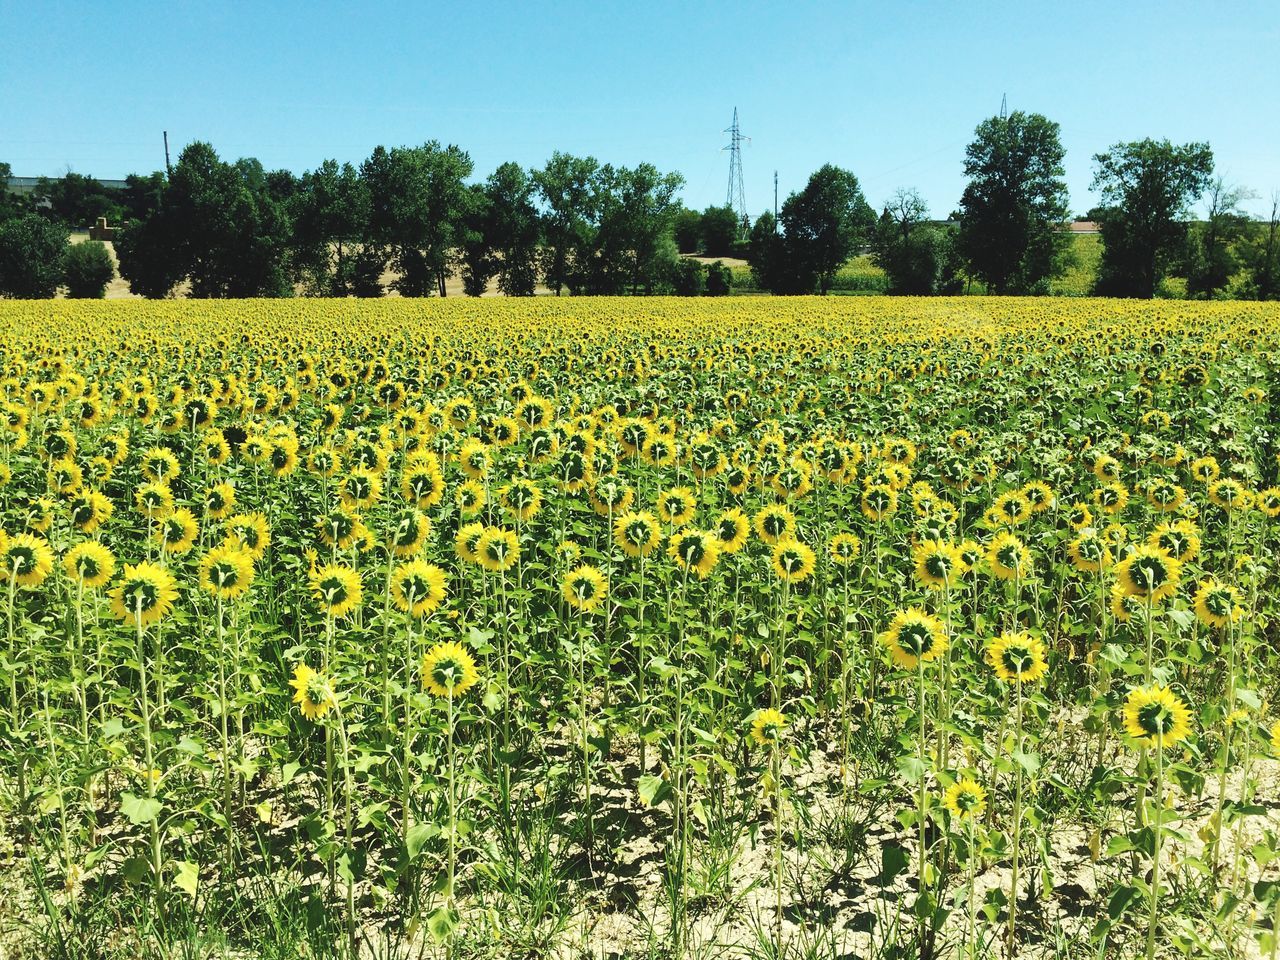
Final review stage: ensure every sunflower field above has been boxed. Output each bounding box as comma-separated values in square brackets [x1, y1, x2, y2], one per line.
[3, 297, 1280, 960]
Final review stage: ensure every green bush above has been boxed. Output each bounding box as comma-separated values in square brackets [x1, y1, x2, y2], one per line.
[63, 240, 115, 298]
[0, 214, 68, 299]
[705, 261, 732, 296]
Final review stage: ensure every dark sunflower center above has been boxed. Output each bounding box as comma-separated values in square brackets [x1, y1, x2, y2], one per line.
[1137, 702, 1173, 736]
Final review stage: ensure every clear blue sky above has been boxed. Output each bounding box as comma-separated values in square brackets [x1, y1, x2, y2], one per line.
[3, 0, 1277, 217]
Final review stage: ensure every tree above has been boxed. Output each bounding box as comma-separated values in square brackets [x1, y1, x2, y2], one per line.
[0, 162, 23, 224]
[532, 153, 601, 295]
[482, 162, 540, 296]
[1244, 192, 1280, 300]
[120, 172, 166, 222]
[591, 163, 684, 294]
[35, 173, 124, 227]
[673, 208, 702, 254]
[701, 205, 739, 258]
[291, 159, 369, 295]
[747, 210, 788, 292]
[115, 141, 292, 298]
[705, 260, 732, 296]
[1184, 176, 1255, 298]
[63, 240, 115, 297]
[778, 164, 875, 294]
[362, 142, 474, 297]
[871, 188, 949, 294]
[957, 111, 1071, 294]
[672, 258, 705, 296]
[1091, 139, 1214, 298]
[0, 214, 68, 298]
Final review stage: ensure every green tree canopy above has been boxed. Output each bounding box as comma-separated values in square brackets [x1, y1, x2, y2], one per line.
[0, 213, 68, 299]
[1091, 139, 1214, 298]
[957, 110, 1070, 294]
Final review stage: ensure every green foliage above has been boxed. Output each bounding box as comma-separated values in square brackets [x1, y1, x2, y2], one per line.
[0, 213, 68, 298]
[778, 164, 876, 294]
[700, 205, 740, 258]
[1091, 138, 1214, 298]
[705, 260, 732, 296]
[673, 208, 702, 254]
[957, 110, 1071, 294]
[34, 172, 124, 227]
[62, 239, 115, 298]
[671, 258, 706, 296]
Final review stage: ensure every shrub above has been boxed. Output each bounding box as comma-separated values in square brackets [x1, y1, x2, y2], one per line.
[705, 261, 732, 296]
[63, 240, 116, 298]
[0, 214, 68, 299]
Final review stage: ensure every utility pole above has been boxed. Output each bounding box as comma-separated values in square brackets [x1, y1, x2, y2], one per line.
[723, 108, 750, 239]
[773, 170, 779, 231]
[163, 131, 172, 177]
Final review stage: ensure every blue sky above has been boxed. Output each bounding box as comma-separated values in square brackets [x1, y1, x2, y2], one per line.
[3, 0, 1277, 217]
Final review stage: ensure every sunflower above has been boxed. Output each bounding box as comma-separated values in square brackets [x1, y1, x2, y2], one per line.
[987, 531, 1030, 581]
[1122, 685, 1193, 749]
[135, 482, 174, 519]
[455, 479, 486, 516]
[455, 521, 486, 565]
[401, 455, 446, 509]
[753, 504, 796, 545]
[1066, 502, 1093, 531]
[155, 508, 199, 555]
[205, 481, 237, 520]
[309, 563, 363, 619]
[563, 564, 608, 613]
[912, 540, 966, 589]
[861, 483, 898, 521]
[771, 539, 816, 582]
[1110, 582, 1143, 623]
[1256, 487, 1280, 518]
[1092, 481, 1129, 516]
[614, 511, 661, 558]
[1115, 544, 1181, 603]
[340, 467, 383, 511]
[880, 608, 948, 669]
[1142, 478, 1186, 513]
[223, 512, 271, 560]
[457, 438, 490, 480]
[1192, 578, 1243, 629]
[992, 490, 1033, 525]
[942, 779, 987, 820]
[63, 541, 116, 588]
[109, 562, 179, 627]
[1066, 530, 1112, 573]
[141, 447, 181, 484]
[750, 707, 787, 746]
[1, 533, 54, 589]
[69, 491, 114, 533]
[198, 544, 256, 600]
[706, 508, 747, 555]
[289, 663, 336, 721]
[500, 479, 543, 523]
[1189, 455, 1220, 484]
[387, 508, 431, 558]
[668, 529, 721, 579]
[828, 532, 862, 566]
[421, 641, 480, 698]
[391, 559, 448, 617]
[476, 527, 520, 573]
[657, 487, 697, 526]
[1208, 478, 1250, 512]
[1148, 520, 1200, 564]
[986, 631, 1049, 684]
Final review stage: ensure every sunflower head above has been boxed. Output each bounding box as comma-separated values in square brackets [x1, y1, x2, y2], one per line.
[986, 631, 1049, 684]
[881, 608, 948, 669]
[749, 708, 787, 747]
[1122, 685, 1192, 749]
[942, 779, 987, 820]
[108, 562, 179, 627]
[198, 544, 256, 600]
[289, 663, 335, 721]
[614, 511, 661, 558]
[391, 559, 448, 617]
[562, 564, 608, 613]
[63, 541, 116, 589]
[1115, 544, 1181, 602]
[421, 641, 480, 698]
[771, 539, 816, 583]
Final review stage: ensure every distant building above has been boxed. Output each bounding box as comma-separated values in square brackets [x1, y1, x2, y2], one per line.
[5, 175, 129, 196]
[1067, 220, 1100, 234]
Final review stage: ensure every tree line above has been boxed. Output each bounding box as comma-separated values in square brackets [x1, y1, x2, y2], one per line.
[2, 111, 1278, 300]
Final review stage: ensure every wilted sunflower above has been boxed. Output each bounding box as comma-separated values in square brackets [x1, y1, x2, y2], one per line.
[1192, 578, 1243, 629]
[391, 559, 448, 617]
[109, 562, 179, 627]
[1122, 685, 1192, 749]
[309, 563, 363, 619]
[750, 707, 787, 746]
[63, 541, 116, 588]
[614, 511, 661, 558]
[289, 663, 335, 721]
[771, 539, 816, 583]
[986, 631, 1049, 684]
[668, 529, 721, 579]
[562, 564, 608, 613]
[880, 608, 948, 669]
[1115, 544, 1181, 603]
[942, 779, 986, 820]
[421, 641, 480, 698]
